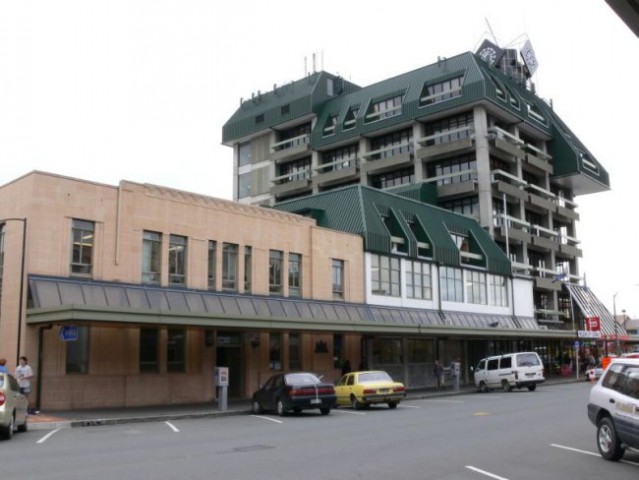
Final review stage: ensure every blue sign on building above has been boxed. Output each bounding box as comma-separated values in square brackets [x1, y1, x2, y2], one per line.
[59, 325, 79, 342]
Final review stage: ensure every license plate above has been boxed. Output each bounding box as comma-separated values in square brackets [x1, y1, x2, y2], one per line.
[310, 398, 322, 404]
[379, 389, 389, 393]
[526, 373, 534, 377]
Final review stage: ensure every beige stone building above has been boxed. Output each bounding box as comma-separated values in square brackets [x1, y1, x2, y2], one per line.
[0, 171, 364, 410]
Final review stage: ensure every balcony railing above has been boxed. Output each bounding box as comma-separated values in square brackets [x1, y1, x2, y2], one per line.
[360, 142, 413, 161]
[416, 126, 474, 147]
[271, 134, 310, 152]
[272, 168, 311, 185]
[315, 156, 359, 174]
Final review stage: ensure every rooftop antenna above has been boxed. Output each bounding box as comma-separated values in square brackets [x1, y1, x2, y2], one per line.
[321, 50, 324, 71]
[304, 56, 308, 77]
[485, 18, 499, 45]
[312, 53, 316, 73]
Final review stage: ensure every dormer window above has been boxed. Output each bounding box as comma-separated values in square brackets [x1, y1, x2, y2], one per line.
[323, 115, 338, 136]
[343, 107, 359, 130]
[420, 75, 463, 106]
[365, 95, 404, 123]
[579, 151, 599, 174]
[527, 103, 547, 125]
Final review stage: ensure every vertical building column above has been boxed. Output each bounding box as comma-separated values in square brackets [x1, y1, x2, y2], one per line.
[412, 123, 424, 181]
[472, 106, 494, 235]
[358, 137, 370, 186]
[311, 150, 320, 195]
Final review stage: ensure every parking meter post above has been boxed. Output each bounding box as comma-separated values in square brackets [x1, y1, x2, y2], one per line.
[215, 367, 229, 411]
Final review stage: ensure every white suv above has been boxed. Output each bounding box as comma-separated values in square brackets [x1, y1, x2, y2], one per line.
[587, 358, 639, 461]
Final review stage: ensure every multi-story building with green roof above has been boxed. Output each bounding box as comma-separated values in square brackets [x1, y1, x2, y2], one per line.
[223, 46, 626, 368]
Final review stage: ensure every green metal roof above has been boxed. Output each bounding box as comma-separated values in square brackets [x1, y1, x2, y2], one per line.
[222, 52, 609, 194]
[273, 185, 512, 276]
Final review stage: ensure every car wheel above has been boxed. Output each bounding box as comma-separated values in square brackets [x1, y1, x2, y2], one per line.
[387, 402, 398, 409]
[479, 381, 489, 393]
[0, 415, 15, 440]
[252, 398, 263, 414]
[597, 416, 624, 461]
[527, 384, 537, 392]
[319, 407, 331, 415]
[276, 399, 286, 417]
[351, 395, 361, 410]
[502, 380, 512, 392]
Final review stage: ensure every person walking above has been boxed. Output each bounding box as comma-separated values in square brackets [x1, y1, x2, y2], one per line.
[15, 356, 34, 413]
[0, 358, 8, 373]
[433, 360, 445, 390]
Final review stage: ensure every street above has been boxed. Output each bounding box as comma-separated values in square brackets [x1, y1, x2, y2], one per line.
[1, 382, 637, 479]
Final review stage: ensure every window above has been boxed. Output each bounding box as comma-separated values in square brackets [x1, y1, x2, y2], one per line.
[320, 144, 358, 173]
[238, 141, 252, 167]
[406, 260, 432, 300]
[208, 241, 217, 290]
[280, 104, 290, 115]
[238, 172, 251, 198]
[467, 270, 487, 305]
[168, 234, 187, 285]
[371, 167, 414, 189]
[371, 254, 400, 297]
[277, 157, 311, 183]
[71, 219, 94, 275]
[289, 333, 301, 370]
[66, 326, 89, 374]
[332, 259, 344, 300]
[142, 231, 161, 284]
[420, 75, 463, 106]
[427, 154, 477, 185]
[269, 250, 283, 295]
[288, 253, 301, 297]
[222, 243, 238, 291]
[343, 107, 359, 130]
[269, 333, 282, 370]
[366, 94, 404, 122]
[244, 246, 252, 293]
[500, 356, 512, 369]
[255, 114, 264, 124]
[440, 266, 463, 302]
[139, 328, 159, 373]
[333, 334, 344, 369]
[527, 103, 547, 125]
[370, 128, 413, 160]
[323, 115, 338, 136]
[423, 112, 474, 146]
[440, 197, 479, 218]
[488, 274, 509, 307]
[167, 329, 185, 372]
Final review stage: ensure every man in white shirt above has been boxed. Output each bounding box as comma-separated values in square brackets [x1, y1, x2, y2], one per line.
[15, 356, 34, 402]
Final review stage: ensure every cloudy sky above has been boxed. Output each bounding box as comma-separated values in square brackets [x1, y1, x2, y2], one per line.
[1, 0, 638, 317]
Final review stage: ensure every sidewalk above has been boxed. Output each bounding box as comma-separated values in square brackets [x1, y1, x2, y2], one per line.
[27, 376, 582, 431]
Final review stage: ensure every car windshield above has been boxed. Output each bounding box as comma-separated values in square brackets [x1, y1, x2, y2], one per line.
[358, 372, 392, 383]
[285, 373, 320, 385]
[516, 354, 540, 367]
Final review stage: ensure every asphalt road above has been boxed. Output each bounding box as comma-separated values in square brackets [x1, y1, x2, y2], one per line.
[1, 382, 637, 480]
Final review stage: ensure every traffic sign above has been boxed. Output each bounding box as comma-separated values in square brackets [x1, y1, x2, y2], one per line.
[59, 325, 79, 342]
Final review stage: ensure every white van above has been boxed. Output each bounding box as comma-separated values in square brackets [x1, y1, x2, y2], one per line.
[473, 352, 545, 392]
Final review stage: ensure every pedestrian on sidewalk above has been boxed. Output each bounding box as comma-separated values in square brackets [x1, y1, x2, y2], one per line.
[15, 356, 35, 413]
[434, 360, 445, 389]
[0, 358, 8, 373]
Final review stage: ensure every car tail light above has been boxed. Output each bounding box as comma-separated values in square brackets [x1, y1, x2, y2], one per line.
[393, 386, 406, 393]
[363, 388, 375, 394]
[317, 387, 334, 395]
[290, 387, 314, 396]
[0, 392, 5, 406]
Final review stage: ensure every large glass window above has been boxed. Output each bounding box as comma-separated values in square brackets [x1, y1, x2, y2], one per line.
[366, 95, 404, 122]
[288, 333, 301, 370]
[277, 157, 311, 182]
[467, 270, 487, 304]
[369, 128, 413, 160]
[66, 326, 90, 374]
[371, 254, 400, 297]
[238, 172, 251, 199]
[427, 154, 477, 186]
[440, 266, 463, 302]
[332, 259, 344, 300]
[406, 260, 432, 300]
[320, 144, 358, 172]
[208, 241, 217, 290]
[139, 328, 159, 373]
[71, 219, 94, 275]
[167, 329, 185, 372]
[288, 253, 301, 297]
[269, 250, 283, 295]
[371, 167, 414, 189]
[238, 141, 252, 167]
[168, 234, 187, 285]
[420, 76, 463, 106]
[269, 333, 282, 370]
[142, 231, 161, 284]
[488, 274, 509, 307]
[244, 246, 252, 293]
[423, 112, 474, 146]
[222, 243, 238, 291]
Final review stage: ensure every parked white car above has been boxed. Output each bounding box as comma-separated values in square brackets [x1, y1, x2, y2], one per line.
[0, 372, 29, 440]
[587, 358, 639, 461]
[473, 352, 545, 392]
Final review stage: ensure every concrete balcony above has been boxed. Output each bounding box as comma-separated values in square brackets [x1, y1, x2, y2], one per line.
[535, 276, 562, 291]
[493, 180, 529, 202]
[523, 151, 553, 175]
[531, 235, 559, 252]
[270, 174, 312, 197]
[558, 243, 583, 258]
[271, 134, 311, 163]
[360, 151, 413, 175]
[437, 179, 478, 199]
[555, 204, 580, 222]
[314, 159, 360, 188]
[495, 225, 531, 244]
[416, 138, 474, 163]
[527, 192, 556, 212]
[489, 137, 525, 163]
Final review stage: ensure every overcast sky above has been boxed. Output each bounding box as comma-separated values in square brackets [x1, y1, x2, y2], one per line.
[1, 0, 638, 318]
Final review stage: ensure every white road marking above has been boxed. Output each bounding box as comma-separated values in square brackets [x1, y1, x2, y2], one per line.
[37, 428, 61, 444]
[422, 398, 465, 404]
[333, 409, 366, 415]
[551, 443, 639, 466]
[250, 415, 283, 424]
[398, 404, 420, 408]
[165, 421, 179, 432]
[466, 465, 510, 480]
